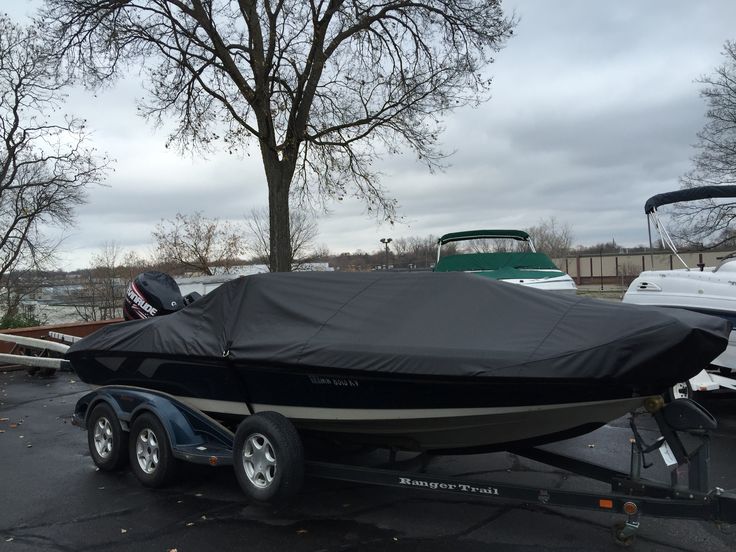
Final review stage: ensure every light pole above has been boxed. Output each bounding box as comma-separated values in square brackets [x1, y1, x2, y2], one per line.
[380, 238, 392, 269]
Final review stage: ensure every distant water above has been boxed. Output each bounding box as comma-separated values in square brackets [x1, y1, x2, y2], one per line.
[21, 302, 121, 326]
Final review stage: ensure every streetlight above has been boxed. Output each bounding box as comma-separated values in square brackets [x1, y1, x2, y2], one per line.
[380, 238, 392, 269]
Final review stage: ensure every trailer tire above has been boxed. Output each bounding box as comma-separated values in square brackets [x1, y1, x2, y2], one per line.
[129, 412, 177, 488]
[234, 412, 304, 504]
[87, 403, 128, 471]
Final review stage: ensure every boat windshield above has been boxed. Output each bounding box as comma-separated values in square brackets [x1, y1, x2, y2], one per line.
[435, 230, 543, 269]
[451, 237, 533, 254]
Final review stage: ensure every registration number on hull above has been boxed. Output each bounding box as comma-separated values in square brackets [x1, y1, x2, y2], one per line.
[308, 375, 359, 388]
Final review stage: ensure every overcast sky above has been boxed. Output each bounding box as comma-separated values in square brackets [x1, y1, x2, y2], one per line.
[5, 0, 736, 270]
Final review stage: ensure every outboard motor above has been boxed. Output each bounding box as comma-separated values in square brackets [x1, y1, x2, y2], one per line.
[123, 271, 185, 321]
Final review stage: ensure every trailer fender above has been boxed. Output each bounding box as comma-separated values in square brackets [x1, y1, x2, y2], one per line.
[74, 387, 212, 451]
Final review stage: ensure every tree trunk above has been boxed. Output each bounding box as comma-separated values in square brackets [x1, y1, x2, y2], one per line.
[264, 158, 294, 272]
[257, 89, 298, 272]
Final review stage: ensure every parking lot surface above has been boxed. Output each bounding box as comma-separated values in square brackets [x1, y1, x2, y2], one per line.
[1, 369, 736, 552]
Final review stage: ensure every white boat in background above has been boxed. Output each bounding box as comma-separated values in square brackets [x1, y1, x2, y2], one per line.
[623, 185, 736, 397]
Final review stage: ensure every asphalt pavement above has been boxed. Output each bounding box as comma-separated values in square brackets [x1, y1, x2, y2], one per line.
[1, 369, 736, 552]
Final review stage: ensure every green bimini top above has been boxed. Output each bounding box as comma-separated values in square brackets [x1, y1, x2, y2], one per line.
[437, 229, 531, 246]
[434, 251, 563, 280]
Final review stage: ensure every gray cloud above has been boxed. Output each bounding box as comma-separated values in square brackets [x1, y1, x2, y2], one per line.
[8, 0, 736, 267]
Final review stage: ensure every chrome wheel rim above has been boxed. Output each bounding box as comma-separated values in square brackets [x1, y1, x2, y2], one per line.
[242, 433, 276, 488]
[671, 382, 690, 400]
[93, 416, 114, 459]
[135, 427, 160, 474]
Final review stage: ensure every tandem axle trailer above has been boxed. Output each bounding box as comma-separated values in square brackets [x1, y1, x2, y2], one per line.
[71, 385, 736, 547]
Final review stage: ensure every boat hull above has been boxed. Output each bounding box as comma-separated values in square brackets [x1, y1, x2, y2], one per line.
[73, 354, 651, 451]
[248, 397, 648, 451]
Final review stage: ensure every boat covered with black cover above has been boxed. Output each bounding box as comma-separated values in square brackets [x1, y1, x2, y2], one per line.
[67, 272, 730, 451]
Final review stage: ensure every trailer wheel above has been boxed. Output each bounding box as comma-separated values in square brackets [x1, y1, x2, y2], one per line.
[129, 412, 177, 488]
[665, 381, 692, 402]
[87, 403, 128, 471]
[233, 412, 304, 504]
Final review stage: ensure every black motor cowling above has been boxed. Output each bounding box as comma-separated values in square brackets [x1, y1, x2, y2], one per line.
[123, 271, 185, 321]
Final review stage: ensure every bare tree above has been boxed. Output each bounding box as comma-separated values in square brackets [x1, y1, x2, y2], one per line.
[676, 40, 736, 247]
[69, 242, 127, 321]
[0, 270, 45, 328]
[121, 250, 152, 280]
[153, 212, 245, 275]
[526, 217, 573, 259]
[42, 1, 514, 272]
[65, 243, 151, 321]
[0, 15, 110, 281]
[393, 234, 438, 267]
[246, 207, 319, 271]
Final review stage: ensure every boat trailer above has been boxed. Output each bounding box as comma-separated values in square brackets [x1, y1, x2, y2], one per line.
[67, 385, 736, 547]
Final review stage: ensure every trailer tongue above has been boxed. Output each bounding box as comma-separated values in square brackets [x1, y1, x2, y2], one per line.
[307, 396, 736, 547]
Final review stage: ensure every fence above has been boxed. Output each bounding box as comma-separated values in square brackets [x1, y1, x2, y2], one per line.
[556, 250, 732, 286]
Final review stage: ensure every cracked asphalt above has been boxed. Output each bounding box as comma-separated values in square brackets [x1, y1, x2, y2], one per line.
[1, 369, 736, 552]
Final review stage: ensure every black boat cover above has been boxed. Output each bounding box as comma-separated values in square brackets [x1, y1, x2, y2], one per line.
[644, 185, 736, 214]
[67, 272, 730, 385]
